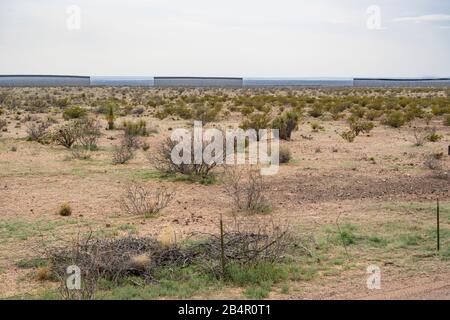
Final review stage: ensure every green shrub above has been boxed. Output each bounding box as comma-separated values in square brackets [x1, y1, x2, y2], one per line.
[308, 104, 323, 118]
[240, 106, 254, 116]
[349, 106, 365, 118]
[384, 111, 406, 128]
[271, 111, 300, 140]
[193, 103, 221, 123]
[365, 110, 382, 120]
[404, 105, 423, 121]
[63, 106, 87, 120]
[240, 112, 271, 138]
[431, 104, 449, 116]
[340, 130, 356, 142]
[348, 117, 374, 136]
[426, 131, 442, 142]
[54, 98, 70, 109]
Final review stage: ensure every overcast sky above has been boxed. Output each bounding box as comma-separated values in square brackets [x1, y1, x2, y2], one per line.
[0, 0, 449, 77]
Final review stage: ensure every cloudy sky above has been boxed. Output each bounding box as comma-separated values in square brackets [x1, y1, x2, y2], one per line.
[0, 0, 449, 77]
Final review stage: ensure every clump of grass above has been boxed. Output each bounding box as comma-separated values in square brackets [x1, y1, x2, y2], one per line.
[425, 129, 442, 142]
[243, 282, 272, 299]
[368, 236, 388, 247]
[58, 203, 72, 217]
[399, 234, 422, 247]
[225, 262, 287, 286]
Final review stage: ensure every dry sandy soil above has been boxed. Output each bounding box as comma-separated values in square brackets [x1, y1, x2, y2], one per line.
[0, 87, 449, 299]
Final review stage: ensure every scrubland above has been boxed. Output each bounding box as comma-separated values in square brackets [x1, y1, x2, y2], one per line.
[0, 86, 449, 299]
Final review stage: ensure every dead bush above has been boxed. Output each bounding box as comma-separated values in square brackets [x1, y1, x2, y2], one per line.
[77, 117, 101, 150]
[112, 144, 134, 164]
[222, 167, 271, 214]
[51, 121, 81, 148]
[26, 121, 51, 143]
[112, 132, 141, 165]
[424, 153, 443, 170]
[46, 235, 193, 299]
[195, 218, 294, 277]
[120, 182, 175, 217]
[122, 132, 141, 150]
[44, 220, 295, 297]
[412, 126, 428, 146]
[150, 136, 222, 179]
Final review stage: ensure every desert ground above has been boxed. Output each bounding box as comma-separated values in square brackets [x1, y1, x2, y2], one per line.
[0, 86, 449, 299]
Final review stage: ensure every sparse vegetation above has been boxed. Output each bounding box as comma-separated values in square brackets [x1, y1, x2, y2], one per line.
[1, 86, 449, 300]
